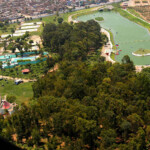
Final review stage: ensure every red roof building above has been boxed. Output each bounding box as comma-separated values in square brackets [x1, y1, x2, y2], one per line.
[22, 69, 30, 74]
[2, 101, 10, 109]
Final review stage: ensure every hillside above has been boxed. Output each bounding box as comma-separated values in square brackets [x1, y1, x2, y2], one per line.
[0, 20, 150, 150]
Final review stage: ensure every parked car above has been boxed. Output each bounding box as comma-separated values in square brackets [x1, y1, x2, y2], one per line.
[14, 79, 23, 85]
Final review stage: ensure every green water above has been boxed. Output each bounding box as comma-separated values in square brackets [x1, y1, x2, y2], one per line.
[77, 11, 150, 65]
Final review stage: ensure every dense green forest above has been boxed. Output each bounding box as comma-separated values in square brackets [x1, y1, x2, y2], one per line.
[1, 20, 150, 150]
[42, 20, 107, 61]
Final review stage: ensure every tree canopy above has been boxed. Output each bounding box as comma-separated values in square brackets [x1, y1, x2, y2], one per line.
[0, 20, 150, 150]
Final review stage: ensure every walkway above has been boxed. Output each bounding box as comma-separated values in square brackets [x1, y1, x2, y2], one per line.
[101, 28, 115, 64]
[0, 75, 36, 82]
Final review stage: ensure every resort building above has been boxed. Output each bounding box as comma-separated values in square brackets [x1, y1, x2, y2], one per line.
[0, 96, 17, 116]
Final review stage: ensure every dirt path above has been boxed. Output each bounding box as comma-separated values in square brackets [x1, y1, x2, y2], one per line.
[30, 35, 42, 44]
[0, 75, 37, 82]
[101, 28, 115, 64]
[48, 64, 58, 73]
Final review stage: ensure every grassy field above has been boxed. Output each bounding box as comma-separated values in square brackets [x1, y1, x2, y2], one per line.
[127, 8, 143, 19]
[0, 23, 20, 36]
[132, 5, 150, 22]
[0, 80, 33, 105]
[26, 7, 102, 36]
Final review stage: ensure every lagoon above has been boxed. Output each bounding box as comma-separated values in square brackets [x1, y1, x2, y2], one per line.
[77, 11, 150, 65]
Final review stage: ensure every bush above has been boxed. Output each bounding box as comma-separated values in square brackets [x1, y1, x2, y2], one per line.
[95, 17, 104, 21]
[7, 95, 16, 103]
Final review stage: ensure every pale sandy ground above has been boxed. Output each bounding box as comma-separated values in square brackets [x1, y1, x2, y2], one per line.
[135, 65, 150, 72]
[0, 75, 36, 82]
[0, 47, 4, 55]
[101, 28, 115, 64]
[48, 64, 58, 73]
[30, 35, 42, 45]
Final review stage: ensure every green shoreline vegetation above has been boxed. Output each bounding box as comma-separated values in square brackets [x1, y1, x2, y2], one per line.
[72, 9, 99, 20]
[127, 7, 143, 19]
[113, 4, 150, 32]
[95, 17, 104, 21]
[134, 48, 150, 55]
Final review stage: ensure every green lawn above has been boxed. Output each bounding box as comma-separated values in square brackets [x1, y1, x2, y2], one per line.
[110, 53, 116, 61]
[127, 8, 143, 19]
[0, 80, 33, 105]
[0, 23, 20, 36]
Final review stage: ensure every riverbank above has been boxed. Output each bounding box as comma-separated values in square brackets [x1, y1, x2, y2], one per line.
[68, 10, 115, 64]
[101, 28, 115, 64]
[68, 6, 103, 22]
[132, 52, 150, 57]
[114, 7, 150, 32]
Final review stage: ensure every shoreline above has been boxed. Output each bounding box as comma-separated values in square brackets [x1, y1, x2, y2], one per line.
[101, 28, 115, 64]
[68, 11, 115, 64]
[132, 52, 150, 57]
[68, 11, 150, 72]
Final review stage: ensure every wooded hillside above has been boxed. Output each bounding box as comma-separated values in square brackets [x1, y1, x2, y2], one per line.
[0, 20, 150, 150]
